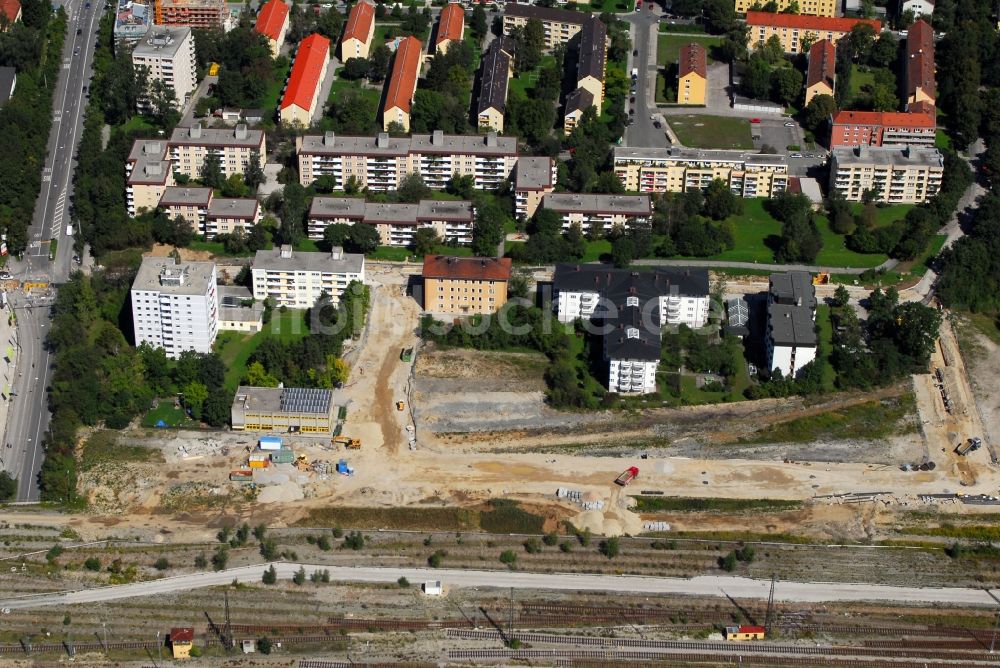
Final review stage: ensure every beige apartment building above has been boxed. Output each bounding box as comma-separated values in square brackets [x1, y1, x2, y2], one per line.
[158, 186, 212, 228]
[169, 123, 266, 179]
[251, 245, 365, 309]
[613, 146, 789, 197]
[131, 26, 197, 110]
[745, 12, 881, 55]
[422, 255, 512, 315]
[126, 140, 176, 217]
[502, 3, 588, 50]
[829, 145, 944, 204]
[734, 0, 837, 16]
[206, 197, 261, 236]
[340, 0, 375, 60]
[296, 130, 518, 191]
[540, 193, 652, 235]
[514, 156, 556, 219]
[308, 197, 474, 246]
[476, 37, 513, 133]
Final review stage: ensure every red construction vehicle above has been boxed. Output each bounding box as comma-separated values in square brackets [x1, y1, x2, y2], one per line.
[615, 467, 639, 486]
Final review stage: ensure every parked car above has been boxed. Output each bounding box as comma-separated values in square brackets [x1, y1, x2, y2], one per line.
[633, 49, 638, 56]
[783, 121, 795, 127]
[790, 152, 803, 158]
[750, 118, 761, 123]
[653, 120, 661, 129]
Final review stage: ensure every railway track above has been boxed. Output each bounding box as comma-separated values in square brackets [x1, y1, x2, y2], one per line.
[0, 634, 346, 656]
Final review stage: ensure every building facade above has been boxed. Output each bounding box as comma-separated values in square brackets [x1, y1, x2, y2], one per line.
[502, 3, 587, 50]
[476, 38, 513, 132]
[158, 186, 212, 229]
[677, 42, 707, 105]
[514, 156, 556, 219]
[540, 193, 652, 234]
[905, 18, 935, 107]
[745, 12, 881, 54]
[206, 197, 261, 236]
[422, 255, 511, 315]
[113, 0, 152, 47]
[562, 87, 593, 135]
[130, 256, 219, 358]
[231, 386, 337, 433]
[613, 146, 789, 197]
[829, 145, 944, 203]
[828, 109, 936, 148]
[734, 0, 836, 16]
[296, 130, 518, 191]
[155, 0, 226, 29]
[804, 39, 836, 106]
[435, 2, 465, 53]
[251, 245, 365, 309]
[382, 35, 422, 131]
[307, 197, 475, 246]
[168, 123, 267, 179]
[900, 0, 934, 18]
[341, 0, 375, 60]
[131, 26, 197, 110]
[765, 271, 817, 379]
[254, 0, 289, 58]
[280, 33, 331, 126]
[126, 140, 175, 216]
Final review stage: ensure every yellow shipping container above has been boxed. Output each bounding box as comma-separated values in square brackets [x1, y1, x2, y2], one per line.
[248, 459, 269, 469]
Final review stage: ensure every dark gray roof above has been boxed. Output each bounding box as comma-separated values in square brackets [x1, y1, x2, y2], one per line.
[602, 304, 661, 361]
[769, 271, 816, 309]
[565, 87, 594, 115]
[576, 16, 606, 83]
[768, 303, 817, 347]
[504, 2, 587, 25]
[553, 264, 710, 299]
[477, 40, 512, 115]
[0, 67, 15, 105]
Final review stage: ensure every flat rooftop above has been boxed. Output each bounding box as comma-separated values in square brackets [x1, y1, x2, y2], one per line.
[515, 156, 553, 191]
[299, 131, 517, 157]
[132, 256, 215, 296]
[543, 193, 651, 216]
[252, 246, 365, 274]
[208, 197, 259, 218]
[233, 386, 334, 415]
[613, 146, 788, 168]
[160, 186, 212, 206]
[132, 26, 190, 58]
[832, 145, 944, 168]
[170, 124, 264, 148]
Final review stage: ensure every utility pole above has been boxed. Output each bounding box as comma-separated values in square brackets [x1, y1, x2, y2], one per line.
[764, 574, 777, 638]
[508, 587, 514, 644]
[157, 630, 161, 664]
[223, 588, 233, 651]
[990, 607, 1000, 653]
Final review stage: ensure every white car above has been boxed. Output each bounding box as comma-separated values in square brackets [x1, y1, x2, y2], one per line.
[783, 122, 795, 127]
[790, 152, 803, 158]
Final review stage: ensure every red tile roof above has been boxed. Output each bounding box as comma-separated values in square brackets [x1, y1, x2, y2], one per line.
[435, 3, 465, 47]
[384, 36, 423, 115]
[422, 255, 512, 281]
[170, 628, 195, 643]
[281, 33, 331, 111]
[342, 1, 375, 44]
[806, 39, 836, 91]
[0, 0, 20, 23]
[739, 626, 766, 634]
[831, 109, 936, 128]
[906, 19, 935, 101]
[254, 0, 288, 41]
[908, 99, 935, 114]
[678, 42, 706, 80]
[746, 11, 881, 33]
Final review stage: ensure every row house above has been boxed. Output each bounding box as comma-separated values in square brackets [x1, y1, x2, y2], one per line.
[613, 146, 789, 197]
[307, 197, 475, 246]
[540, 193, 652, 235]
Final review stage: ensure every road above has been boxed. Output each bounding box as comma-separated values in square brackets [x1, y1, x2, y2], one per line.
[623, 5, 669, 148]
[1, 563, 997, 610]
[0, 0, 102, 501]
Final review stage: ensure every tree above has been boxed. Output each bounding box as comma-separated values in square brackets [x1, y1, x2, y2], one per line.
[262, 565, 277, 584]
[279, 182, 308, 245]
[770, 66, 803, 106]
[703, 0, 737, 33]
[832, 285, 851, 307]
[181, 381, 209, 421]
[845, 24, 876, 63]
[703, 179, 742, 220]
[758, 34, 785, 64]
[802, 93, 836, 134]
[0, 471, 16, 501]
[412, 227, 440, 255]
[211, 545, 229, 571]
[368, 44, 392, 82]
[244, 151, 265, 192]
[151, 213, 195, 248]
[341, 57, 370, 80]
[472, 203, 506, 256]
[742, 55, 772, 99]
[397, 172, 431, 202]
[257, 637, 273, 654]
[599, 537, 620, 559]
[244, 361, 279, 387]
[611, 235, 635, 268]
[200, 153, 224, 189]
[870, 32, 899, 68]
[471, 4, 487, 36]
[347, 223, 380, 253]
[292, 566, 306, 584]
[221, 173, 250, 198]
[446, 173, 476, 199]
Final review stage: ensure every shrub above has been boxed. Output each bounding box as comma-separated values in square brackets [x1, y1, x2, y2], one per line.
[194, 553, 208, 568]
[342, 531, 366, 550]
[735, 545, 755, 563]
[428, 549, 446, 568]
[499, 549, 517, 565]
[211, 546, 229, 571]
[599, 537, 620, 559]
[577, 528, 591, 547]
[257, 636, 273, 654]
[83, 557, 101, 571]
[292, 566, 306, 585]
[260, 538, 279, 560]
[542, 532, 558, 546]
[398, 576, 410, 588]
[332, 527, 344, 538]
[45, 545, 63, 562]
[262, 565, 277, 584]
[153, 557, 171, 571]
[719, 551, 737, 571]
[559, 541, 573, 553]
[252, 524, 267, 541]
[523, 538, 542, 554]
[317, 534, 332, 551]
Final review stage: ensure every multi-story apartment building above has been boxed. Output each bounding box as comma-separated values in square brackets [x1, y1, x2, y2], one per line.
[563, 87, 593, 135]
[765, 271, 817, 379]
[735, 0, 836, 16]
[804, 39, 836, 106]
[340, 0, 375, 60]
[502, 3, 588, 50]
[435, 2, 464, 53]
[130, 256, 219, 358]
[251, 245, 365, 309]
[159, 186, 212, 229]
[745, 12, 881, 54]
[540, 193, 652, 234]
[613, 146, 789, 197]
[421, 255, 511, 315]
[382, 35, 422, 131]
[131, 26, 197, 110]
[828, 110, 936, 148]
[476, 37, 513, 132]
[296, 130, 518, 191]
[280, 33, 331, 127]
[905, 18, 935, 107]
[563, 15, 606, 133]
[126, 140, 175, 216]
[900, 0, 934, 19]
[553, 264, 710, 394]
[206, 197, 261, 236]
[254, 0, 289, 58]
[514, 156, 555, 219]
[168, 123, 266, 179]
[154, 0, 226, 29]
[113, 0, 152, 47]
[307, 197, 475, 246]
[677, 42, 707, 105]
[829, 144, 944, 203]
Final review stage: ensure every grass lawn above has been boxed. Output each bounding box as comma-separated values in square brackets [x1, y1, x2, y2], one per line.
[670, 114, 752, 150]
[367, 244, 472, 262]
[582, 239, 611, 262]
[848, 203, 914, 227]
[260, 59, 292, 113]
[655, 71, 674, 104]
[582, 0, 634, 11]
[509, 55, 556, 98]
[327, 73, 382, 106]
[848, 65, 875, 104]
[897, 233, 946, 277]
[188, 240, 254, 257]
[217, 309, 311, 392]
[657, 34, 724, 67]
[935, 130, 952, 150]
[119, 115, 155, 135]
[141, 401, 194, 429]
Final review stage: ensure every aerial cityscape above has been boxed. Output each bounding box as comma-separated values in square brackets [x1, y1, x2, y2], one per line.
[1, 0, 1000, 663]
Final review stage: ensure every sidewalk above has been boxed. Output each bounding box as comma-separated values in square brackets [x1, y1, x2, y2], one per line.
[0, 301, 17, 472]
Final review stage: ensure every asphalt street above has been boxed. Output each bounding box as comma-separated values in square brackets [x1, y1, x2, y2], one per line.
[1, 0, 101, 501]
[624, 5, 668, 149]
[0, 563, 996, 610]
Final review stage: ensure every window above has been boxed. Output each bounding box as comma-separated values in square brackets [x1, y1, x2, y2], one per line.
[626, 327, 639, 339]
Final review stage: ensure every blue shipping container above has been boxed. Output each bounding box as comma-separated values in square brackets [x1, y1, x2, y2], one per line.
[259, 436, 283, 451]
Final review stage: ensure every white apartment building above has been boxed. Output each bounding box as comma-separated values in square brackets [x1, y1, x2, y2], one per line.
[308, 197, 474, 246]
[130, 256, 219, 358]
[540, 193, 652, 235]
[613, 146, 790, 197]
[131, 26, 197, 110]
[251, 245, 365, 309]
[765, 271, 817, 379]
[169, 123, 267, 179]
[296, 130, 518, 191]
[829, 145, 944, 204]
[552, 265, 711, 395]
